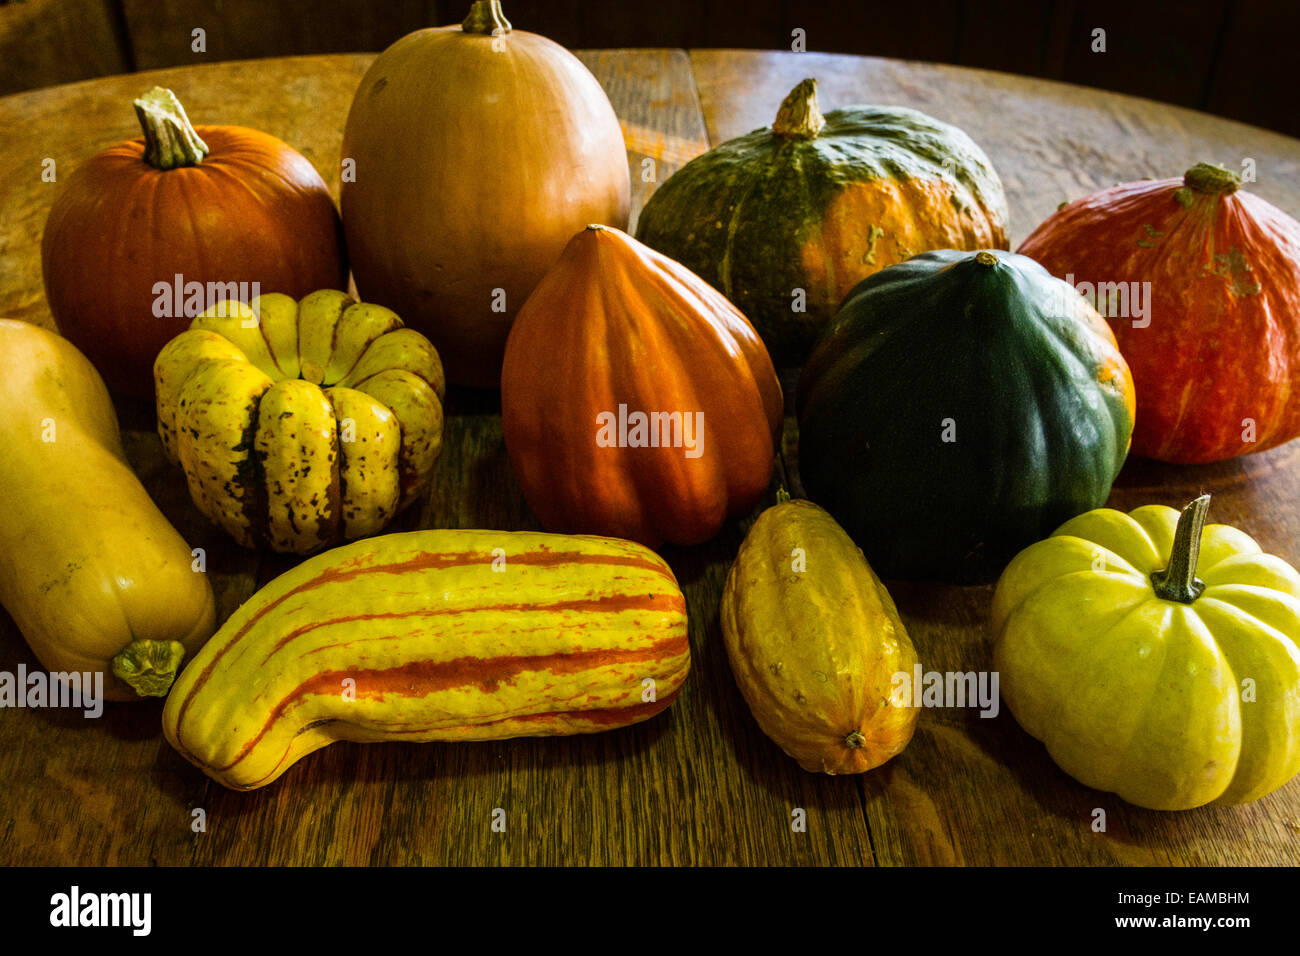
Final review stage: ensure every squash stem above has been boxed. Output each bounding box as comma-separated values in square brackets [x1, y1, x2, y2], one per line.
[110, 639, 186, 697]
[772, 78, 826, 140]
[133, 87, 208, 170]
[1183, 163, 1241, 196]
[1150, 494, 1211, 604]
[463, 0, 512, 35]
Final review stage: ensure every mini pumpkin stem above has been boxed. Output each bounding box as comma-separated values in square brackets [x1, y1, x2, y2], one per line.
[463, 0, 512, 35]
[772, 78, 826, 140]
[1183, 162, 1241, 196]
[845, 730, 867, 750]
[133, 87, 209, 170]
[110, 639, 187, 697]
[1150, 494, 1211, 604]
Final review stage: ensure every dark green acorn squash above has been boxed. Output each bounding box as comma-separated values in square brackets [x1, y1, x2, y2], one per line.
[635, 78, 1010, 365]
[795, 249, 1136, 583]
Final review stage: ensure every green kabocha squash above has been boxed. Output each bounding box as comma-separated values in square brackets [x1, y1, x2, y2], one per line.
[796, 249, 1136, 583]
[635, 78, 1010, 365]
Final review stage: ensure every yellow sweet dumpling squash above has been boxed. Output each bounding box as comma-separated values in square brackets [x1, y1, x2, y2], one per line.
[992, 495, 1300, 811]
[155, 290, 445, 554]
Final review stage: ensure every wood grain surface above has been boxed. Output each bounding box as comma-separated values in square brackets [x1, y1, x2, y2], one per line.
[1, 50, 1298, 867]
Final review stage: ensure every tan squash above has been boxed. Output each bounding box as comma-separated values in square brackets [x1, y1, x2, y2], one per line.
[339, 1, 631, 386]
[0, 320, 216, 700]
[719, 496, 921, 773]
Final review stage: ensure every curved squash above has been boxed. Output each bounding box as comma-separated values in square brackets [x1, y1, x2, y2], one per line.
[163, 528, 691, 790]
[637, 78, 1010, 364]
[797, 249, 1135, 582]
[154, 290, 446, 554]
[992, 495, 1300, 810]
[720, 497, 920, 773]
[0, 319, 216, 700]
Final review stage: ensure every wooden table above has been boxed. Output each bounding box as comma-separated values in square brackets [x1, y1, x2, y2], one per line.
[2, 49, 1298, 867]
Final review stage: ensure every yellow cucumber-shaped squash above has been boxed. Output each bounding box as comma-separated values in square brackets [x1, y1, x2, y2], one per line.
[0, 320, 216, 700]
[163, 529, 691, 790]
[719, 497, 920, 773]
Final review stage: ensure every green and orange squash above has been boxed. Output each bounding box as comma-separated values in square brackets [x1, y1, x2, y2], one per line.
[636, 78, 1010, 364]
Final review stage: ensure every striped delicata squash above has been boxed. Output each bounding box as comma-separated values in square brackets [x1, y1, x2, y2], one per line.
[162, 528, 691, 790]
[155, 290, 445, 554]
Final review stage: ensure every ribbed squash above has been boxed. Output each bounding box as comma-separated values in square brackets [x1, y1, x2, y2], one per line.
[720, 497, 920, 774]
[993, 496, 1300, 810]
[1018, 162, 1300, 463]
[162, 529, 691, 790]
[501, 224, 782, 549]
[636, 78, 1010, 364]
[797, 249, 1135, 582]
[154, 290, 445, 554]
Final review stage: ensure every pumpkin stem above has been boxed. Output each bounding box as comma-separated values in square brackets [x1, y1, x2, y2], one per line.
[845, 730, 867, 750]
[776, 487, 791, 504]
[975, 251, 999, 267]
[772, 78, 826, 140]
[133, 87, 209, 170]
[110, 639, 187, 697]
[1183, 163, 1241, 196]
[463, 0, 512, 35]
[1150, 494, 1211, 604]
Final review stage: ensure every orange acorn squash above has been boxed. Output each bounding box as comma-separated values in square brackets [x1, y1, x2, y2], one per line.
[501, 225, 782, 549]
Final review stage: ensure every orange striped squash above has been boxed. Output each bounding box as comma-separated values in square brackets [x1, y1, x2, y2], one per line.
[162, 529, 690, 790]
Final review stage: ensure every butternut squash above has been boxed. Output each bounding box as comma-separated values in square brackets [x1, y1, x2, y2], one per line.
[0, 320, 217, 700]
[163, 528, 690, 790]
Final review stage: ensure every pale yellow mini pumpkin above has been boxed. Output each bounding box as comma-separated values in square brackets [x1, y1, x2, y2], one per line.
[992, 495, 1300, 810]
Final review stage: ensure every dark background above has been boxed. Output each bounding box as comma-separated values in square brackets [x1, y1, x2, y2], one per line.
[2, 0, 1296, 139]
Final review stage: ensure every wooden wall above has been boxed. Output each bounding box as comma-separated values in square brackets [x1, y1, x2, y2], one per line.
[2, 0, 1296, 139]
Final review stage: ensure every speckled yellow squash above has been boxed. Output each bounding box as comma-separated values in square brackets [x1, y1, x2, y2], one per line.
[992, 495, 1300, 810]
[154, 290, 445, 554]
[719, 496, 920, 774]
[163, 528, 691, 790]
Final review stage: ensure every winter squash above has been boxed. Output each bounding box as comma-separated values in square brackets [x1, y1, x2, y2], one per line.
[501, 225, 782, 549]
[154, 290, 445, 554]
[993, 495, 1300, 810]
[41, 87, 347, 399]
[164, 528, 690, 790]
[339, 1, 631, 387]
[796, 249, 1135, 583]
[0, 319, 216, 700]
[1018, 163, 1300, 463]
[720, 495, 920, 774]
[636, 78, 1010, 365]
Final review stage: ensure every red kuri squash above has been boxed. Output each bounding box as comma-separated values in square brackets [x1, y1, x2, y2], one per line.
[41, 87, 347, 399]
[1018, 162, 1300, 463]
[501, 225, 782, 549]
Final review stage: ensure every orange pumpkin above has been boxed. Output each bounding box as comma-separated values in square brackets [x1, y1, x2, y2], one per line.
[501, 225, 783, 548]
[41, 87, 347, 399]
[340, 1, 632, 387]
